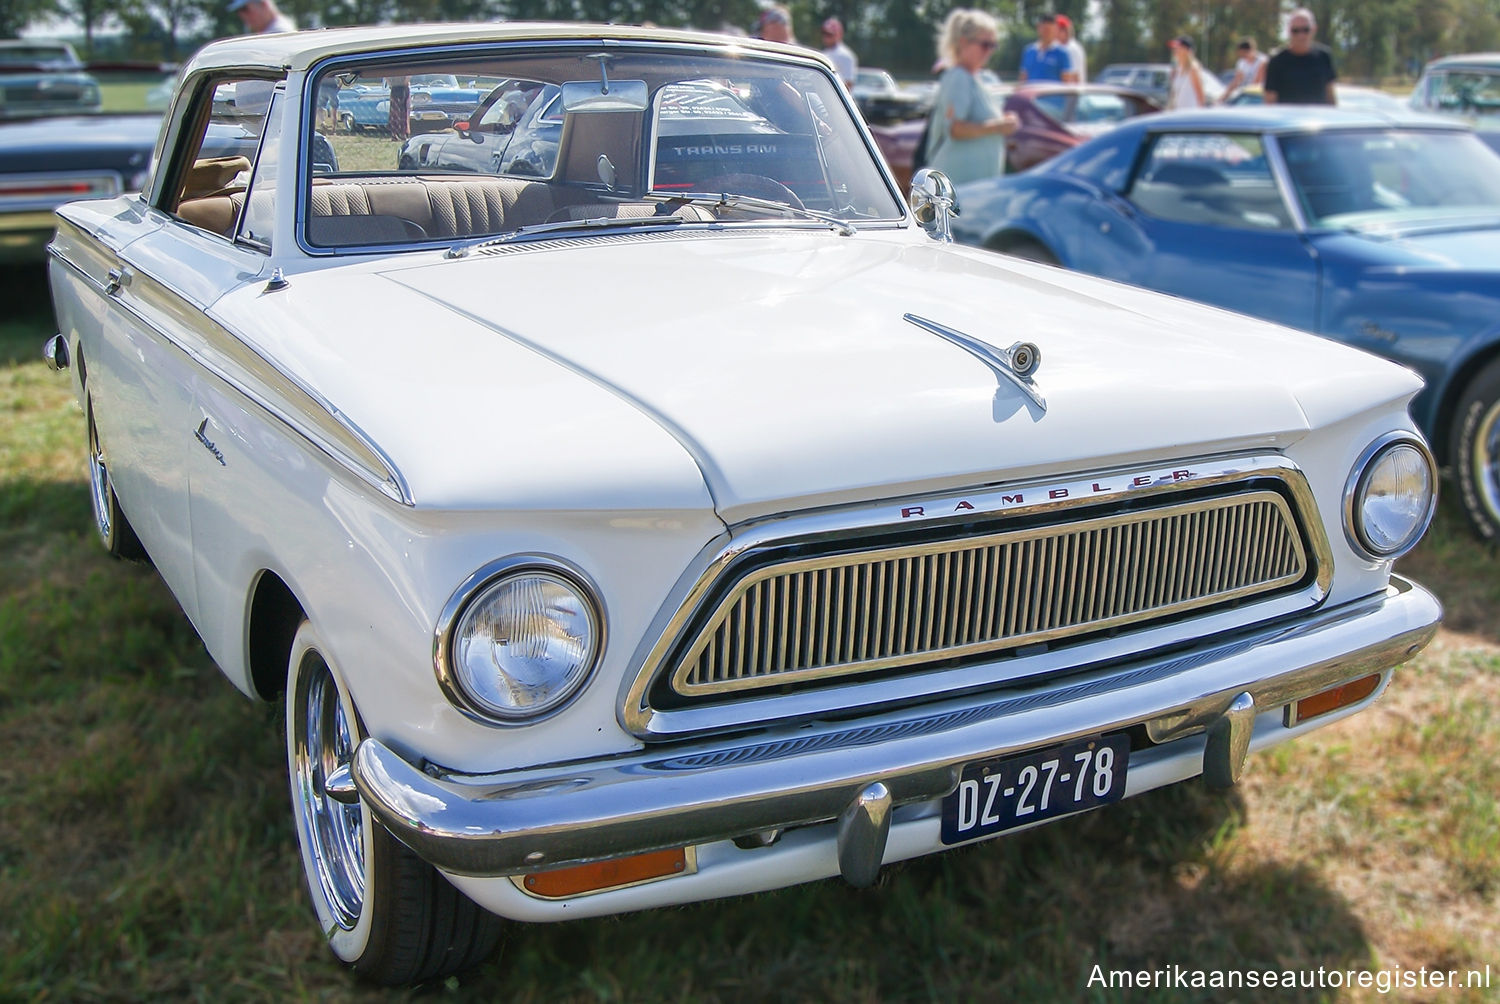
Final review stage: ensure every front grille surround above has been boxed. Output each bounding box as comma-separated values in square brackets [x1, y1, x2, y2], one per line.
[622, 455, 1333, 741]
[668, 489, 1309, 699]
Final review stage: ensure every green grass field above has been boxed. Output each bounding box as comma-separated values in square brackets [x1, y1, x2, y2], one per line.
[1, 264, 1496, 1001]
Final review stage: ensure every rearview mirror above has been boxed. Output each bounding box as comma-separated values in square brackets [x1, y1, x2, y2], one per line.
[561, 79, 648, 113]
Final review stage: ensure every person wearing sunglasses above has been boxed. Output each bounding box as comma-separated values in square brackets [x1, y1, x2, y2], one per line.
[925, 9, 1020, 184]
[1264, 7, 1337, 105]
[1019, 12, 1078, 83]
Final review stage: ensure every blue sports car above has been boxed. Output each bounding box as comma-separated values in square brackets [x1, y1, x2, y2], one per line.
[950, 106, 1500, 543]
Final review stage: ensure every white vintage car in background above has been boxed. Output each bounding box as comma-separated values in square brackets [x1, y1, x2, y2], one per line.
[45, 23, 1442, 986]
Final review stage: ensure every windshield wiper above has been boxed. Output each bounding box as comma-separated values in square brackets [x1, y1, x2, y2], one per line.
[645, 191, 857, 236]
[445, 213, 685, 258]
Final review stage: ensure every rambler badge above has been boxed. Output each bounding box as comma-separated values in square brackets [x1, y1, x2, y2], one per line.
[904, 312, 1045, 411]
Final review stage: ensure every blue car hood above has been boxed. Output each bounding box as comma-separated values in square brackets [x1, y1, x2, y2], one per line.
[1333, 215, 1500, 270]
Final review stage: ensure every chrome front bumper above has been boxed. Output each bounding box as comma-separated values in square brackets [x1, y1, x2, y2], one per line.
[353, 576, 1440, 880]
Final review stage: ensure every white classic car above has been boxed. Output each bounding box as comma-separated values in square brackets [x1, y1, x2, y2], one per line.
[45, 23, 1442, 986]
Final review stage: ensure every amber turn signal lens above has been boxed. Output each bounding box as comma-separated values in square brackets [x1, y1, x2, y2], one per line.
[521, 847, 689, 899]
[1286, 673, 1382, 727]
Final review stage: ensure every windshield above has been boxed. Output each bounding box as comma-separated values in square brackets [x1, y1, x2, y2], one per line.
[1422, 69, 1500, 121]
[306, 44, 901, 251]
[1280, 129, 1500, 227]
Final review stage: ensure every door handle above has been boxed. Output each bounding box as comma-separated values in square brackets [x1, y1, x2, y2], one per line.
[105, 268, 124, 296]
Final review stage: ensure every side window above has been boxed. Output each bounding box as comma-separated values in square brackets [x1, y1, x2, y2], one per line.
[165, 74, 284, 242]
[1127, 133, 1291, 229]
[238, 89, 282, 250]
[1056, 129, 1137, 191]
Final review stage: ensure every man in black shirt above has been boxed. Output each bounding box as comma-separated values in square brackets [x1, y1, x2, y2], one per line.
[1264, 8, 1337, 105]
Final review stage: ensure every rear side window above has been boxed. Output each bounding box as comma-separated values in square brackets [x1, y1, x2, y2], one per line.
[1128, 133, 1291, 229]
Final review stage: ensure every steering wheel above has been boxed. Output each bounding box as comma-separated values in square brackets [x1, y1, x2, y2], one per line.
[700, 173, 806, 211]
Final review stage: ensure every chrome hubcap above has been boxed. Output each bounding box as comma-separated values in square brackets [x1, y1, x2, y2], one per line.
[1476, 399, 1500, 527]
[87, 409, 113, 544]
[293, 652, 365, 930]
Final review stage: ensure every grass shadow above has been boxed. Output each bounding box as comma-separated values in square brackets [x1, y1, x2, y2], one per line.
[0, 264, 58, 368]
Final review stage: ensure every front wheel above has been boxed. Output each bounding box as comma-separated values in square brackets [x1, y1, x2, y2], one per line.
[1450, 358, 1500, 542]
[285, 621, 503, 984]
[86, 398, 147, 561]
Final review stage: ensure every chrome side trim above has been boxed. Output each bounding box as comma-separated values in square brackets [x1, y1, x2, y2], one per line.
[621, 453, 1335, 740]
[48, 233, 413, 506]
[354, 576, 1439, 877]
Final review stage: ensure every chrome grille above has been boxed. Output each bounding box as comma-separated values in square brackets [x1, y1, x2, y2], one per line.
[670, 490, 1307, 698]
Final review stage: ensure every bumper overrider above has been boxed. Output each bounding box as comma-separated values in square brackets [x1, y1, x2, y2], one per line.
[352, 576, 1440, 888]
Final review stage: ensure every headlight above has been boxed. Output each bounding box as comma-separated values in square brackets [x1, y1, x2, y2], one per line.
[1344, 435, 1436, 560]
[437, 558, 603, 723]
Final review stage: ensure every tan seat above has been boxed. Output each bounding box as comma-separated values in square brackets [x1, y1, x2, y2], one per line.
[181, 157, 251, 201]
[176, 176, 566, 244]
[176, 192, 246, 236]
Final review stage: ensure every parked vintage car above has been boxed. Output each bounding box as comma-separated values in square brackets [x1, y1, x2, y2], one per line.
[400, 76, 804, 182]
[0, 56, 183, 262]
[1228, 83, 1408, 112]
[47, 24, 1441, 986]
[1408, 53, 1500, 154]
[336, 73, 486, 134]
[1096, 63, 1172, 106]
[949, 106, 1500, 541]
[0, 112, 157, 262]
[1004, 82, 1159, 172]
[0, 40, 102, 119]
[851, 67, 930, 125]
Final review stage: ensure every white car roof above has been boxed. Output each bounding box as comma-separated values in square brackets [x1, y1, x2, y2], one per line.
[180, 22, 818, 76]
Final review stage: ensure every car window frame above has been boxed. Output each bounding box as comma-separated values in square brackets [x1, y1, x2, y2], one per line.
[1123, 129, 1301, 232]
[153, 67, 288, 251]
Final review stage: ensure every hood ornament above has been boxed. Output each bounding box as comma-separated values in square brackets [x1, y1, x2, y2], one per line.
[904, 313, 1045, 412]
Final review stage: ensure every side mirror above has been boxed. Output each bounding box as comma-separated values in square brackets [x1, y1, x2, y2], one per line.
[909, 168, 959, 242]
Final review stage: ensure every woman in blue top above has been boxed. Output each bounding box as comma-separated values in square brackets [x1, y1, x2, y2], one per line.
[925, 10, 1020, 185]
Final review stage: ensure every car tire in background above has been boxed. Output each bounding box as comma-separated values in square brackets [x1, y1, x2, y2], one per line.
[1451, 358, 1500, 543]
[86, 397, 148, 562]
[285, 620, 504, 985]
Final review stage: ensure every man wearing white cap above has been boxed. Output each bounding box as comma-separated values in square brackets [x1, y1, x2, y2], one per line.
[227, 0, 296, 34]
[821, 17, 857, 88]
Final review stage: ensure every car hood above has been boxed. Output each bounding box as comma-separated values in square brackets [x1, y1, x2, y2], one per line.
[0, 113, 160, 169]
[1333, 217, 1500, 268]
[226, 230, 1421, 521]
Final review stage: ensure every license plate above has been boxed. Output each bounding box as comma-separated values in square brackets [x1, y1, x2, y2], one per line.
[415, 111, 446, 120]
[941, 733, 1130, 844]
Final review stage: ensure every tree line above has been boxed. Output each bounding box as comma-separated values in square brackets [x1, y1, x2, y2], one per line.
[8, 0, 1500, 80]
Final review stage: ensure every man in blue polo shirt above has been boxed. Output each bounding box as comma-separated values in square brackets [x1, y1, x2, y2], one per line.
[1020, 12, 1077, 82]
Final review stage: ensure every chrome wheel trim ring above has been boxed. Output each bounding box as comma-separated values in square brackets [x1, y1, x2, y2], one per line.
[1477, 398, 1500, 529]
[292, 650, 366, 931]
[86, 408, 113, 545]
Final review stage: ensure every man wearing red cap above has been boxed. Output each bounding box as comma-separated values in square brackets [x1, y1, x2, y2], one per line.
[821, 16, 857, 88]
[1056, 14, 1087, 83]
